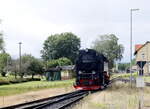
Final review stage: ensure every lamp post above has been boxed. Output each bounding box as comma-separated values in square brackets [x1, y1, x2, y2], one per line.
[130, 9, 139, 87]
[19, 42, 22, 78]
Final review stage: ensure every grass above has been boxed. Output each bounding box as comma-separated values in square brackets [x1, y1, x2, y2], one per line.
[144, 76, 150, 82]
[0, 79, 74, 96]
[73, 81, 150, 109]
[111, 72, 150, 83]
[111, 72, 138, 79]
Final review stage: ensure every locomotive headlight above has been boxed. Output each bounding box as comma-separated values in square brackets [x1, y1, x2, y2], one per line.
[92, 71, 96, 74]
[78, 71, 82, 74]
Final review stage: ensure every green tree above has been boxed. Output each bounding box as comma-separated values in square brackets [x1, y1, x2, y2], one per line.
[20, 54, 33, 78]
[41, 32, 80, 63]
[118, 63, 130, 71]
[8, 55, 43, 79]
[118, 59, 136, 72]
[92, 34, 124, 69]
[17, 54, 44, 78]
[131, 58, 136, 65]
[8, 59, 18, 78]
[28, 58, 44, 79]
[0, 37, 4, 52]
[0, 35, 4, 52]
[0, 20, 4, 52]
[47, 57, 72, 68]
[0, 53, 10, 76]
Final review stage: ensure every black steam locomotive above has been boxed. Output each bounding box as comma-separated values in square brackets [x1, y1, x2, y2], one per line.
[74, 49, 110, 90]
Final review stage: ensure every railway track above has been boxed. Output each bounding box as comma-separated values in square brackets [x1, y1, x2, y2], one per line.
[2, 74, 150, 109]
[110, 76, 121, 83]
[1, 90, 88, 109]
[1, 78, 118, 109]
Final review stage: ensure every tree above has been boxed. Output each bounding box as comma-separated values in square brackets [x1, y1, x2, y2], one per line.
[19, 54, 33, 78]
[57, 57, 72, 66]
[47, 57, 72, 68]
[131, 58, 136, 65]
[0, 35, 4, 52]
[8, 59, 19, 78]
[28, 58, 44, 79]
[0, 53, 10, 76]
[118, 63, 130, 71]
[8, 54, 44, 79]
[118, 59, 136, 72]
[41, 32, 80, 63]
[13, 54, 44, 78]
[0, 20, 4, 52]
[20, 54, 44, 78]
[92, 34, 124, 69]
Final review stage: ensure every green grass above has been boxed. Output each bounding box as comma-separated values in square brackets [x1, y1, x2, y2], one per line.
[112, 73, 150, 82]
[0, 79, 74, 96]
[144, 76, 150, 82]
[111, 72, 138, 79]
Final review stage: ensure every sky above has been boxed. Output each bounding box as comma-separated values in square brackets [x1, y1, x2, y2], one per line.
[0, 0, 150, 62]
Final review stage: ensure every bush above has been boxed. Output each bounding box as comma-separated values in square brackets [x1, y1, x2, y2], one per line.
[47, 57, 72, 68]
[0, 77, 41, 85]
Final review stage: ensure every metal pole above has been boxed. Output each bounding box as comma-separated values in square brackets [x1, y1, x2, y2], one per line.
[130, 9, 133, 87]
[130, 9, 139, 87]
[19, 42, 22, 78]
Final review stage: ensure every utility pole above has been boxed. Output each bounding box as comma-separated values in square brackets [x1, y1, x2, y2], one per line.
[19, 42, 22, 78]
[130, 9, 139, 87]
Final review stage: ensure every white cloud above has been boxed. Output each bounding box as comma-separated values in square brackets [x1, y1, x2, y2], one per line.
[0, 0, 150, 62]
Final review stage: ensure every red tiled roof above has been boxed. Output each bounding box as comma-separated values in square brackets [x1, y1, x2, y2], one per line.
[135, 44, 143, 52]
[134, 41, 150, 55]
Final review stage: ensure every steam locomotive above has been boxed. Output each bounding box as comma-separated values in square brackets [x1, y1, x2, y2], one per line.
[74, 49, 110, 90]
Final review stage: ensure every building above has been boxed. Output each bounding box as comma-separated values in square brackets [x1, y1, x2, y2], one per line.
[45, 65, 75, 81]
[61, 65, 75, 80]
[134, 41, 150, 75]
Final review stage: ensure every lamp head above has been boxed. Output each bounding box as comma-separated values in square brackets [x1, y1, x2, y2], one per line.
[131, 9, 139, 11]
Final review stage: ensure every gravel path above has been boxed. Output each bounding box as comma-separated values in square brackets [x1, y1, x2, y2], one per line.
[0, 86, 74, 107]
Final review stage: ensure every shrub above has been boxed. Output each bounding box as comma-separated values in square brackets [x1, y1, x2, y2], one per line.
[47, 57, 72, 68]
[0, 77, 41, 85]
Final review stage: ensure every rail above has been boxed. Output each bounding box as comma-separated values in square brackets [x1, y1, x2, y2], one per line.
[1, 90, 88, 109]
[1, 77, 119, 109]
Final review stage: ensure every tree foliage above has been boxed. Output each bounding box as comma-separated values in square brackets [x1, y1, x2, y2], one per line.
[92, 34, 124, 69]
[21, 54, 44, 78]
[41, 32, 80, 63]
[0, 36, 4, 52]
[9, 54, 44, 78]
[118, 63, 129, 71]
[47, 57, 72, 68]
[0, 53, 10, 76]
[118, 59, 136, 71]
[8, 59, 18, 78]
[28, 58, 44, 79]
[0, 21, 4, 52]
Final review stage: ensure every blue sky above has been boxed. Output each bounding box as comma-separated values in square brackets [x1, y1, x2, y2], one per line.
[0, 0, 150, 62]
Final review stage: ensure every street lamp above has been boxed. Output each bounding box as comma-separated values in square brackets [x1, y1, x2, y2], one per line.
[19, 42, 22, 78]
[130, 8, 139, 87]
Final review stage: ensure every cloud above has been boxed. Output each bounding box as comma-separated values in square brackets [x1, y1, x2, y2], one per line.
[0, 0, 150, 62]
